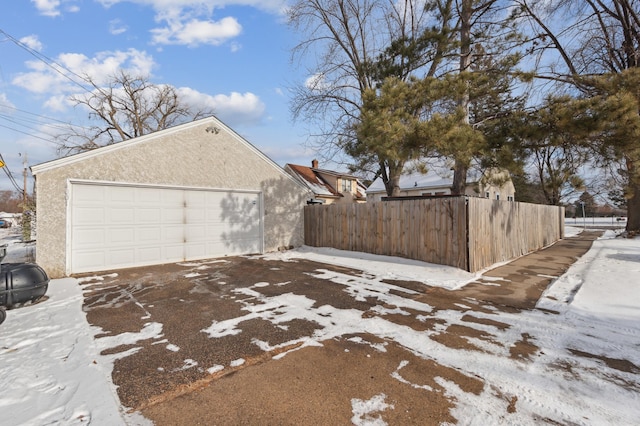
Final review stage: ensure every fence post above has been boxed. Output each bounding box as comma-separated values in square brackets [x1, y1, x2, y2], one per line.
[464, 196, 471, 272]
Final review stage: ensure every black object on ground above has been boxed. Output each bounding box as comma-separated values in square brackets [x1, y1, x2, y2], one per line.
[0, 244, 50, 325]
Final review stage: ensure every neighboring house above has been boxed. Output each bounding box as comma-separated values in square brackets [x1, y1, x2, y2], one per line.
[285, 160, 366, 205]
[31, 117, 311, 278]
[366, 162, 515, 203]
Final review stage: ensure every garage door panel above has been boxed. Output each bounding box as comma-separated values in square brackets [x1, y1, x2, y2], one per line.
[163, 225, 184, 243]
[186, 208, 206, 223]
[108, 248, 137, 267]
[108, 227, 135, 244]
[73, 228, 105, 247]
[109, 186, 136, 203]
[74, 207, 105, 225]
[137, 227, 163, 243]
[158, 189, 183, 204]
[205, 241, 230, 257]
[137, 208, 162, 224]
[185, 243, 207, 259]
[162, 244, 185, 261]
[137, 246, 163, 263]
[74, 250, 106, 270]
[70, 184, 262, 273]
[186, 190, 206, 204]
[109, 208, 135, 223]
[185, 223, 208, 240]
[73, 184, 105, 202]
[162, 208, 184, 223]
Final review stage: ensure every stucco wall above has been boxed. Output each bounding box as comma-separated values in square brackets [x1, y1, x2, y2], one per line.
[33, 118, 310, 277]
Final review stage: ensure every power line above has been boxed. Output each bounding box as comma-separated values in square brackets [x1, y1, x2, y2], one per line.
[0, 28, 95, 94]
[0, 28, 98, 146]
[0, 153, 23, 193]
[0, 111, 69, 133]
[0, 122, 59, 145]
[0, 103, 73, 126]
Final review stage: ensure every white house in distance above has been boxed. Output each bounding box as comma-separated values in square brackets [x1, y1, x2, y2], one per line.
[285, 160, 366, 205]
[366, 161, 515, 203]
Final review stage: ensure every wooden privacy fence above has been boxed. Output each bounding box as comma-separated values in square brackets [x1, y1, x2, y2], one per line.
[304, 197, 565, 273]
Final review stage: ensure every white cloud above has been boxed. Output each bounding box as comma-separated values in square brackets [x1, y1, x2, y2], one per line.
[305, 73, 330, 91]
[12, 48, 156, 98]
[43, 95, 74, 112]
[109, 19, 128, 35]
[177, 87, 265, 126]
[9, 44, 264, 125]
[0, 93, 16, 111]
[19, 35, 43, 52]
[31, 0, 61, 17]
[95, 1, 288, 46]
[31, 0, 81, 16]
[151, 16, 242, 46]
[96, 1, 286, 15]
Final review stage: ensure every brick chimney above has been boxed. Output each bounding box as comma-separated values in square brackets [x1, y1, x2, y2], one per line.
[312, 159, 318, 169]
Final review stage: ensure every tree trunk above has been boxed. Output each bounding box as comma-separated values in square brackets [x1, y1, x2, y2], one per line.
[626, 156, 640, 233]
[451, 0, 472, 196]
[451, 160, 468, 195]
[383, 160, 404, 197]
[387, 174, 402, 197]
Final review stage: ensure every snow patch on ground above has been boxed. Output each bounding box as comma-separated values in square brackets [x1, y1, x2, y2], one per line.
[351, 393, 394, 426]
[262, 246, 477, 290]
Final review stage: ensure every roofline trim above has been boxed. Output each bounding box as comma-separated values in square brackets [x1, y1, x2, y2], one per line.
[30, 116, 310, 194]
[32, 118, 214, 174]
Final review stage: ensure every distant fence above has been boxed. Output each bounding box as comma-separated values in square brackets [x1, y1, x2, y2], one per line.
[304, 197, 565, 273]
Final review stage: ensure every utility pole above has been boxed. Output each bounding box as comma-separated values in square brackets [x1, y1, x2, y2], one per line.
[22, 153, 28, 205]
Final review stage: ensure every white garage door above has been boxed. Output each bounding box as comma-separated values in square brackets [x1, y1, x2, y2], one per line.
[69, 182, 262, 274]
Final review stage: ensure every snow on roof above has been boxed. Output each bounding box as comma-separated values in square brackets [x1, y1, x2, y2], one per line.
[286, 164, 340, 197]
[367, 159, 484, 193]
[367, 170, 453, 193]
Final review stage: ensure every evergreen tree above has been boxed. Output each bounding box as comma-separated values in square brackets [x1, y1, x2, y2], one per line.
[515, 0, 640, 231]
[576, 191, 597, 217]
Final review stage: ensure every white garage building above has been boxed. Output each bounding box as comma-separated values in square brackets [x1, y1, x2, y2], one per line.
[31, 117, 311, 278]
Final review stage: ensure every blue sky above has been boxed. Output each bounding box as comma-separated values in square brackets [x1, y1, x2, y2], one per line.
[0, 0, 320, 193]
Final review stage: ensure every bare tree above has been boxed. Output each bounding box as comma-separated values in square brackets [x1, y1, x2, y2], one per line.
[56, 71, 214, 156]
[0, 190, 22, 213]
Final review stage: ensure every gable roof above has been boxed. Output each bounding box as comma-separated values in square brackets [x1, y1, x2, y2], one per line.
[285, 163, 341, 197]
[285, 163, 367, 200]
[30, 117, 303, 193]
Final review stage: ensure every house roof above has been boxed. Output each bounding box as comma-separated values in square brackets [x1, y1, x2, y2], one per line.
[367, 170, 453, 193]
[285, 163, 367, 200]
[367, 159, 484, 194]
[30, 117, 305, 195]
[286, 164, 341, 197]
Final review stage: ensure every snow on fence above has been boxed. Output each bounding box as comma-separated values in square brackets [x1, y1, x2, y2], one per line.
[303, 197, 565, 273]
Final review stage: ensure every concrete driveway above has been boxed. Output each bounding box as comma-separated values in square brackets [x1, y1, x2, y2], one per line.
[78, 232, 622, 425]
